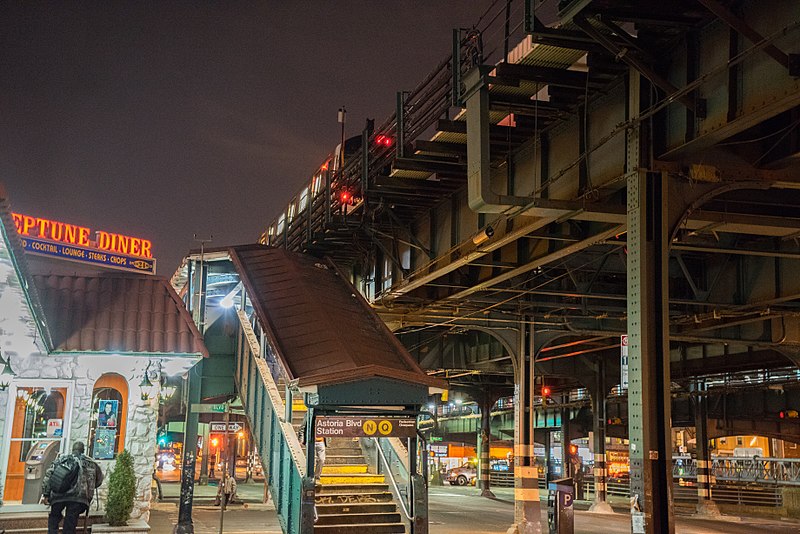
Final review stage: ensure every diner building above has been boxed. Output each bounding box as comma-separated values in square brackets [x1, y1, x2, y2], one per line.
[0, 187, 206, 520]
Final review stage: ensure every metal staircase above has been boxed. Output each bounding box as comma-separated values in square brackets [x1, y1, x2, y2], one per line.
[234, 309, 410, 534]
[315, 438, 405, 533]
[234, 309, 309, 534]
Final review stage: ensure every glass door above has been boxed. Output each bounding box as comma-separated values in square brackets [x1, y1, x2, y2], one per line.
[4, 386, 68, 503]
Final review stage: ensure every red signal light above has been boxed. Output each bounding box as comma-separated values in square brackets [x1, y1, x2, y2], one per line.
[340, 190, 351, 204]
[211, 437, 219, 448]
[542, 386, 551, 397]
[375, 134, 393, 147]
[321, 161, 329, 171]
[569, 444, 578, 455]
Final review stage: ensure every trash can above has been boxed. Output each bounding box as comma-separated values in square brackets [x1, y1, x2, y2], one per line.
[22, 440, 61, 504]
[547, 477, 574, 534]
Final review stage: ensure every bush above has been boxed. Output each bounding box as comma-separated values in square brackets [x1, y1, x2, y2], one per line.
[105, 450, 136, 526]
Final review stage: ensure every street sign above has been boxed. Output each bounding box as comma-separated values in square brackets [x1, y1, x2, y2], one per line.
[428, 444, 448, 457]
[191, 404, 227, 414]
[315, 416, 416, 438]
[210, 421, 242, 433]
[429, 436, 443, 442]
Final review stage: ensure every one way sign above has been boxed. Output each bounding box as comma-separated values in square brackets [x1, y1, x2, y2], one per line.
[210, 422, 242, 433]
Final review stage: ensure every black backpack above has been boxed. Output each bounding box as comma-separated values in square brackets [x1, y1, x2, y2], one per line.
[50, 455, 81, 494]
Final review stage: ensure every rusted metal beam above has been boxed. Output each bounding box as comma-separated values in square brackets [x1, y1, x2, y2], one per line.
[697, 0, 791, 70]
[572, 14, 706, 117]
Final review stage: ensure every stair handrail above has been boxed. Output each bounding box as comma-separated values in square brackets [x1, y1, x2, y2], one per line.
[236, 309, 309, 534]
[372, 437, 413, 521]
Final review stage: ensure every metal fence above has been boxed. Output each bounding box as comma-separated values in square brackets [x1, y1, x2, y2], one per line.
[235, 310, 308, 534]
[674, 456, 800, 486]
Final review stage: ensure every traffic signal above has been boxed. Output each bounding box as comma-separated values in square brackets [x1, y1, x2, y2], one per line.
[607, 417, 623, 426]
[375, 134, 394, 147]
[569, 444, 578, 456]
[779, 409, 799, 419]
[211, 437, 219, 448]
[340, 190, 351, 204]
[541, 386, 551, 398]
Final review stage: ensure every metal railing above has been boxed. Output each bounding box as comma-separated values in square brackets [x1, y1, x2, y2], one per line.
[235, 310, 308, 534]
[372, 437, 413, 521]
[674, 456, 800, 486]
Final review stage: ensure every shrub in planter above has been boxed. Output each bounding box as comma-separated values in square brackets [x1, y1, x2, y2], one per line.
[105, 450, 136, 526]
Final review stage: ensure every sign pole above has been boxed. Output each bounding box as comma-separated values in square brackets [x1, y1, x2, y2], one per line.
[218, 401, 230, 534]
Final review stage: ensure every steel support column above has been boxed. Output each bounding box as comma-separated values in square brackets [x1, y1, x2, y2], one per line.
[560, 408, 571, 479]
[478, 395, 496, 498]
[507, 320, 542, 534]
[627, 70, 674, 534]
[589, 358, 613, 513]
[174, 360, 203, 534]
[692, 381, 721, 517]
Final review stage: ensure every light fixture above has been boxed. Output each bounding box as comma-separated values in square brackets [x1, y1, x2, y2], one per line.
[0, 350, 16, 391]
[158, 385, 177, 404]
[140, 362, 154, 401]
[472, 225, 495, 246]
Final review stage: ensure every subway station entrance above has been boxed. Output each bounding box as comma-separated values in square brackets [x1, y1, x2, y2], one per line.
[172, 244, 446, 533]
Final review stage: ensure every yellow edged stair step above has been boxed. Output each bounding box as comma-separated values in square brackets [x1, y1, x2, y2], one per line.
[321, 464, 368, 474]
[319, 473, 386, 485]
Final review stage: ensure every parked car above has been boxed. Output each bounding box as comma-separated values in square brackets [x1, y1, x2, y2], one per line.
[445, 461, 477, 486]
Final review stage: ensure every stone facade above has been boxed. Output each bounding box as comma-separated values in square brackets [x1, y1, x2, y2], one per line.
[0, 232, 197, 523]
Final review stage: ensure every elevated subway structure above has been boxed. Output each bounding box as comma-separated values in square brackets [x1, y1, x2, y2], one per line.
[260, 1, 800, 532]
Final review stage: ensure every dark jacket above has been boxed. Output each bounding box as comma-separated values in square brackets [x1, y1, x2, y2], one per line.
[42, 454, 104, 507]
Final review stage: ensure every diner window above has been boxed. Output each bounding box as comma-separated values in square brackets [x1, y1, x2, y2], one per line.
[89, 374, 128, 460]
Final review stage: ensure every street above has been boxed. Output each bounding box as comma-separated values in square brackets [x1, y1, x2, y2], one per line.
[148, 483, 800, 533]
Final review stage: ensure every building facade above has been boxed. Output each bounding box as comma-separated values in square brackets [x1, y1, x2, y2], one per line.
[0, 189, 206, 521]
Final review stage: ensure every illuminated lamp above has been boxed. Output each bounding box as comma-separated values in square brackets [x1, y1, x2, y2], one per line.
[211, 437, 219, 448]
[237, 431, 244, 439]
[541, 386, 551, 398]
[0, 350, 16, 391]
[569, 444, 578, 455]
[139, 367, 154, 401]
[472, 225, 495, 246]
[340, 190, 351, 204]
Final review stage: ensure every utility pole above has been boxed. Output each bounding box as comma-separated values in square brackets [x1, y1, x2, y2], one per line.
[174, 235, 211, 534]
[338, 106, 346, 174]
[218, 402, 231, 534]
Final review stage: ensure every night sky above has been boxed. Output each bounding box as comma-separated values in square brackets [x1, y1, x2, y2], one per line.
[1, 1, 489, 274]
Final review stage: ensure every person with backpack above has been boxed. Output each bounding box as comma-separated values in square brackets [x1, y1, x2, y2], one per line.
[42, 441, 104, 534]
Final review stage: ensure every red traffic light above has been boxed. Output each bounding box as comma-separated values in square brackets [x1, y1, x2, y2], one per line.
[375, 134, 393, 147]
[780, 410, 799, 419]
[340, 190, 351, 204]
[569, 444, 578, 455]
[542, 386, 551, 397]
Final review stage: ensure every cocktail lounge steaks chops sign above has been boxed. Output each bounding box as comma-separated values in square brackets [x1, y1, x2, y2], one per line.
[315, 416, 417, 438]
[12, 212, 157, 274]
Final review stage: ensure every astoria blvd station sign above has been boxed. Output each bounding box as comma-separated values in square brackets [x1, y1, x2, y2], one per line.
[315, 416, 417, 438]
[12, 213, 157, 275]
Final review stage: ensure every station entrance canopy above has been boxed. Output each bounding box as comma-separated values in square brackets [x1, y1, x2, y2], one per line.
[174, 244, 447, 532]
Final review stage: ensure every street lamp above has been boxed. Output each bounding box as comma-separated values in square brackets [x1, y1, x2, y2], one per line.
[0, 350, 16, 391]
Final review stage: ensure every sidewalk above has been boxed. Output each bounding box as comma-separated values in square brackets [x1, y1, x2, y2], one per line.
[150, 482, 280, 533]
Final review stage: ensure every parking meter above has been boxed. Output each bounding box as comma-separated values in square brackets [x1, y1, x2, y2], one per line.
[547, 477, 574, 534]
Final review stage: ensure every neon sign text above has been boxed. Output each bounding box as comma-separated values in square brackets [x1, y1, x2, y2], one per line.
[12, 213, 153, 259]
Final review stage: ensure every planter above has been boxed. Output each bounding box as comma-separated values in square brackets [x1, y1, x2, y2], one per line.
[91, 518, 151, 533]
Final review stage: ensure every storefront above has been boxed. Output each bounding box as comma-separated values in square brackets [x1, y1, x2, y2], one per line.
[0, 191, 206, 520]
